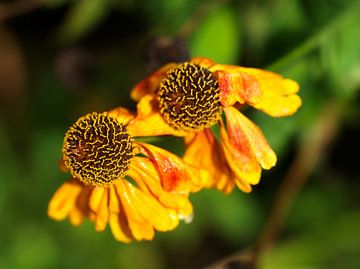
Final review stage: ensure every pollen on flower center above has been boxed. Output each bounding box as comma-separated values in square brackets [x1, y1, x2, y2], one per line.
[62, 112, 134, 186]
[158, 62, 223, 132]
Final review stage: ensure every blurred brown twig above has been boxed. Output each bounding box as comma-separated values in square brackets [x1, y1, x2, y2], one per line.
[0, 0, 41, 22]
[205, 101, 342, 269]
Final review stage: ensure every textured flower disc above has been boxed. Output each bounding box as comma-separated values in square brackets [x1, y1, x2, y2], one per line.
[158, 62, 223, 132]
[62, 112, 134, 186]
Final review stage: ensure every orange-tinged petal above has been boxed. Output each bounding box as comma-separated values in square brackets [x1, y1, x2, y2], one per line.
[126, 94, 187, 137]
[130, 63, 177, 102]
[220, 118, 261, 185]
[128, 157, 193, 217]
[135, 142, 209, 193]
[48, 179, 83, 221]
[183, 129, 235, 194]
[215, 69, 262, 107]
[108, 107, 135, 125]
[237, 67, 301, 116]
[224, 107, 277, 170]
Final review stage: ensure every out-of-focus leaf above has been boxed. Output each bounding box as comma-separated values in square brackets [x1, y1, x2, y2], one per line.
[189, 6, 241, 64]
[41, 0, 71, 8]
[193, 190, 262, 245]
[260, 211, 360, 269]
[8, 225, 59, 269]
[57, 0, 109, 44]
[320, 15, 360, 98]
[115, 243, 166, 269]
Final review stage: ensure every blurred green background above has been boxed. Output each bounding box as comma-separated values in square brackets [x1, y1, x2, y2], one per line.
[0, 0, 359, 268]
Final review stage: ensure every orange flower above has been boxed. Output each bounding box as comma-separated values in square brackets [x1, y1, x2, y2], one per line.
[48, 108, 208, 242]
[130, 57, 301, 193]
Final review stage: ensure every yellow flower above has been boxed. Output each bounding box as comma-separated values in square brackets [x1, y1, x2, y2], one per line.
[48, 108, 208, 242]
[130, 57, 301, 193]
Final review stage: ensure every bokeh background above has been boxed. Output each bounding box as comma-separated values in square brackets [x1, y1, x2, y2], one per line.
[0, 0, 359, 268]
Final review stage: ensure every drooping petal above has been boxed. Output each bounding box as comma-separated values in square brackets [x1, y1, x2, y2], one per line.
[48, 179, 83, 221]
[93, 187, 110, 232]
[219, 120, 257, 193]
[130, 63, 177, 102]
[135, 142, 210, 193]
[219, 107, 276, 192]
[115, 180, 179, 241]
[126, 94, 187, 137]
[224, 107, 277, 170]
[68, 187, 91, 226]
[183, 129, 235, 194]
[108, 185, 133, 243]
[128, 156, 193, 217]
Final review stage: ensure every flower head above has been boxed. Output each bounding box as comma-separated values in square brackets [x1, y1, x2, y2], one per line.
[48, 109, 208, 242]
[130, 57, 301, 193]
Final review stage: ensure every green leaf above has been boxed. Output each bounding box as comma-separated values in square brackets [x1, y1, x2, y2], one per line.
[57, 0, 109, 44]
[189, 5, 241, 64]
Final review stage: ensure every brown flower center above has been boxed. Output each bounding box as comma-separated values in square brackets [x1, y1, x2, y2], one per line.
[62, 112, 133, 186]
[158, 62, 222, 132]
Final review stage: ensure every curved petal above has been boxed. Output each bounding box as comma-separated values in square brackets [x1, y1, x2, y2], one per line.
[108, 185, 133, 243]
[215, 69, 262, 107]
[68, 187, 91, 226]
[130, 63, 177, 102]
[236, 67, 301, 117]
[128, 157, 193, 217]
[183, 129, 235, 194]
[108, 107, 135, 125]
[115, 180, 179, 241]
[135, 142, 210, 193]
[94, 188, 109, 232]
[127, 94, 187, 137]
[224, 107, 277, 170]
[220, 118, 261, 185]
[48, 179, 83, 221]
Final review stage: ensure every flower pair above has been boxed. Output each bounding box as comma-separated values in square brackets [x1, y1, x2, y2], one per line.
[48, 57, 301, 242]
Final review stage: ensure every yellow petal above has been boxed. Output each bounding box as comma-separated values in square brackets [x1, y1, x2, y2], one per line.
[225, 66, 301, 117]
[130, 63, 177, 102]
[128, 157, 193, 217]
[183, 129, 235, 194]
[48, 179, 83, 221]
[108, 107, 135, 125]
[108, 186, 133, 243]
[114, 180, 155, 241]
[126, 94, 187, 137]
[224, 107, 277, 170]
[136, 142, 209, 193]
[68, 187, 91, 226]
[94, 188, 109, 232]
[215, 69, 262, 107]
[220, 119, 261, 186]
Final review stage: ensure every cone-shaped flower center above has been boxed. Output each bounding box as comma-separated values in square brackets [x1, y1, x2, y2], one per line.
[62, 112, 134, 186]
[158, 62, 223, 131]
